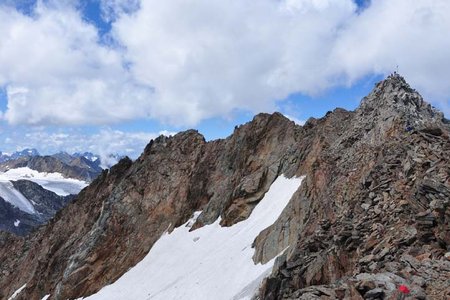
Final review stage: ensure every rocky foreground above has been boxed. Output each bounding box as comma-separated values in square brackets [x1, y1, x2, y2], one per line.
[0, 74, 449, 299]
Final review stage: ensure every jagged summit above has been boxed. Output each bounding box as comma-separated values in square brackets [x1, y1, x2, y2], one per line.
[359, 73, 444, 126]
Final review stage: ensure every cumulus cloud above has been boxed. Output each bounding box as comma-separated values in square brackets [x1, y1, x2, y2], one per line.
[0, 1, 155, 125]
[110, 0, 356, 125]
[0, 0, 449, 128]
[105, 0, 450, 117]
[332, 0, 450, 109]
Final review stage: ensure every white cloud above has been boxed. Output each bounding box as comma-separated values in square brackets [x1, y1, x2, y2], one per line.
[110, 0, 356, 125]
[103, 0, 450, 118]
[0, 1, 155, 125]
[0, 0, 450, 128]
[331, 0, 450, 110]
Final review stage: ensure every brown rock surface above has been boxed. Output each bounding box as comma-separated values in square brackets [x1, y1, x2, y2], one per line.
[255, 74, 450, 299]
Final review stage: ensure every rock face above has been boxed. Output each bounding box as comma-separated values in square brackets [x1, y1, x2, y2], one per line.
[0, 74, 449, 300]
[12, 180, 75, 221]
[0, 196, 40, 235]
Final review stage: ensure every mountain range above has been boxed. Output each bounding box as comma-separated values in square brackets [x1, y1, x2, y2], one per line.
[0, 151, 104, 236]
[0, 74, 449, 300]
[0, 149, 40, 163]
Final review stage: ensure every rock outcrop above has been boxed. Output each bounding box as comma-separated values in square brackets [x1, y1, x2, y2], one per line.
[0, 74, 449, 300]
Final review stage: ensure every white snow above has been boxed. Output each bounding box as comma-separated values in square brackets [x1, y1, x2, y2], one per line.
[82, 175, 303, 300]
[7, 284, 26, 300]
[0, 167, 87, 196]
[0, 167, 87, 214]
[41, 295, 50, 300]
[85, 155, 99, 162]
[0, 180, 35, 214]
[14, 219, 20, 227]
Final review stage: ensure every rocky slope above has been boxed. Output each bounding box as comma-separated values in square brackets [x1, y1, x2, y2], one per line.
[0, 112, 299, 300]
[0, 74, 449, 300]
[254, 74, 450, 299]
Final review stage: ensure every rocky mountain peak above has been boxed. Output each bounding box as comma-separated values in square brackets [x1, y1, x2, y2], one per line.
[336, 73, 450, 148]
[358, 73, 444, 127]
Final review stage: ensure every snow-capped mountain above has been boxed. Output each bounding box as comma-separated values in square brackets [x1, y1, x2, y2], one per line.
[0, 153, 103, 182]
[0, 151, 103, 236]
[0, 167, 87, 235]
[0, 148, 40, 163]
[1, 75, 449, 300]
[72, 152, 100, 163]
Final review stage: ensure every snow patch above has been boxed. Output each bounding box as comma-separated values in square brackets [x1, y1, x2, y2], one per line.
[82, 175, 303, 300]
[14, 219, 20, 227]
[41, 295, 50, 300]
[0, 181, 35, 214]
[7, 284, 26, 300]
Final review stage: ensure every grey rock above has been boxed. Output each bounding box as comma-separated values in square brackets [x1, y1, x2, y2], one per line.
[364, 288, 384, 299]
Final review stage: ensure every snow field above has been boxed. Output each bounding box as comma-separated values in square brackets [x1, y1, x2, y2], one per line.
[83, 175, 304, 300]
[1, 167, 87, 196]
[0, 167, 87, 214]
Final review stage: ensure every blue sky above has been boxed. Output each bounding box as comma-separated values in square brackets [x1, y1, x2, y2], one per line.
[0, 0, 449, 160]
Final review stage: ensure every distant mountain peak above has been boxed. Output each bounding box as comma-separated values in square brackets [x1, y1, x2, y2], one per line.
[0, 148, 40, 163]
[358, 73, 445, 128]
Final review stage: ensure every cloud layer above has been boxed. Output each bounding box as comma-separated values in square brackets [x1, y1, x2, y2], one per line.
[3, 126, 173, 161]
[1, 0, 449, 127]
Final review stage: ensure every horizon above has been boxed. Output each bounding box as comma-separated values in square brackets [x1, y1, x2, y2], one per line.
[0, 0, 449, 158]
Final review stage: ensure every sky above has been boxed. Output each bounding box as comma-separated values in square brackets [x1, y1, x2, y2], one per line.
[0, 0, 449, 160]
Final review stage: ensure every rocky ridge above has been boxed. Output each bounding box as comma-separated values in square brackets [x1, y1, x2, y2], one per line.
[0, 111, 299, 299]
[0, 74, 449, 300]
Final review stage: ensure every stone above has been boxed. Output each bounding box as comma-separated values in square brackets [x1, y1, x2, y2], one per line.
[356, 280, 376, 293]
[377, 247, 390, 260]
[444, 252, 450, 261]
[361, 203, 371, 210]
[359, 255, 375, 264]
[364, 288, 384, 299]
